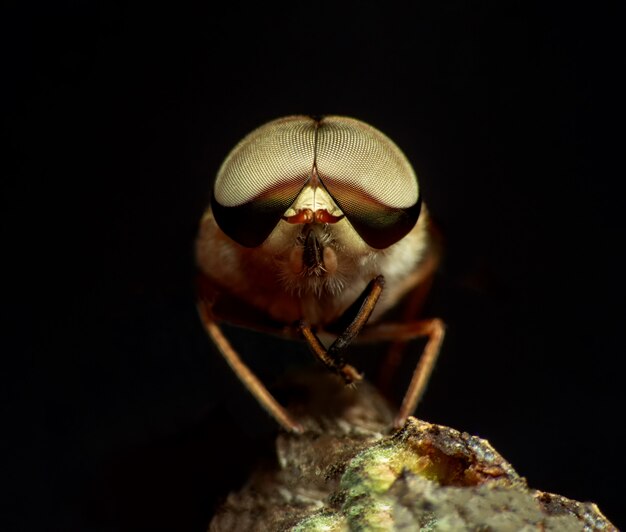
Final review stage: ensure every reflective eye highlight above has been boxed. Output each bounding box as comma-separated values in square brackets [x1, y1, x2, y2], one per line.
[212, 115, 421, 248]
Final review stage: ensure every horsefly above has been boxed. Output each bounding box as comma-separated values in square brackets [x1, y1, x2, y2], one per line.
[196, 115, 445, 433]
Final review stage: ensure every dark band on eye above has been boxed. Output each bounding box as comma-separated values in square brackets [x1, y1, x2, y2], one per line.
[211, 178, 307, 247]
[327, 190, 422, 249]
[211, 195, 284, 247]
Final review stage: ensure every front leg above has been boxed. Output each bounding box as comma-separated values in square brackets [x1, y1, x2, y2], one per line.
[298, 323, 363, 384]
[299, 275, 385, 384]
[299, 274, 445, 429]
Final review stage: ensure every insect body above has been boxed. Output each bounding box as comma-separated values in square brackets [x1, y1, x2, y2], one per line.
[197, 116, 445, 433]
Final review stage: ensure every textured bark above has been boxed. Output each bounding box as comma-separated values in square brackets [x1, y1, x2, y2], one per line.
[209, 372, 615, 531]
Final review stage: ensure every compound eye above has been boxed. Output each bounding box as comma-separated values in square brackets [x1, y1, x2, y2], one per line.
[316, 117, 421, 249]
[212, 116, 317, 247]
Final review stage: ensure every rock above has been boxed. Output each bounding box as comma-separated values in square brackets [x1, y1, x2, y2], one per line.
[209, 372, 615, 531]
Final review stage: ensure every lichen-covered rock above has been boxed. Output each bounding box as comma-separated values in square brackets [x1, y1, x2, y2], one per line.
[209, 373, 615, 531]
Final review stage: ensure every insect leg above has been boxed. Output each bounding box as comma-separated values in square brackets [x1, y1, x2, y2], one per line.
[197, 300, 304, 434]
[377, 277, 434, 395]
[359, 318, 445, 428]
[329, 275, 385, 356]
[377, 231, 442, 395]
[298, 323, 363, 384]
[299, 275, 385, 384]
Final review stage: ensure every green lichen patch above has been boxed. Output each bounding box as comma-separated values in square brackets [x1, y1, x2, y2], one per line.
[291, 511, 348, 532]
[337, 437, 441, 530]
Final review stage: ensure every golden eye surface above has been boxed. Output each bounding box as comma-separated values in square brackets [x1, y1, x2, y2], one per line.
[212, 115, 421, 248]
[212, 116, 316, 247]
[315, 116, 421, 249]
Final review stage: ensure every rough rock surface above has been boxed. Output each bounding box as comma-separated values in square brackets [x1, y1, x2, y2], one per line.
[209, 373, 615, 531]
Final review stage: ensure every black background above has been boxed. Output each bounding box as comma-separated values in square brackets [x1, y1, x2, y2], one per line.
[3, 2, 624, 531]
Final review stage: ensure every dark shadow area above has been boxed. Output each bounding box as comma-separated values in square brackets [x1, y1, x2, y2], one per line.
[3, 2, 622, 530]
